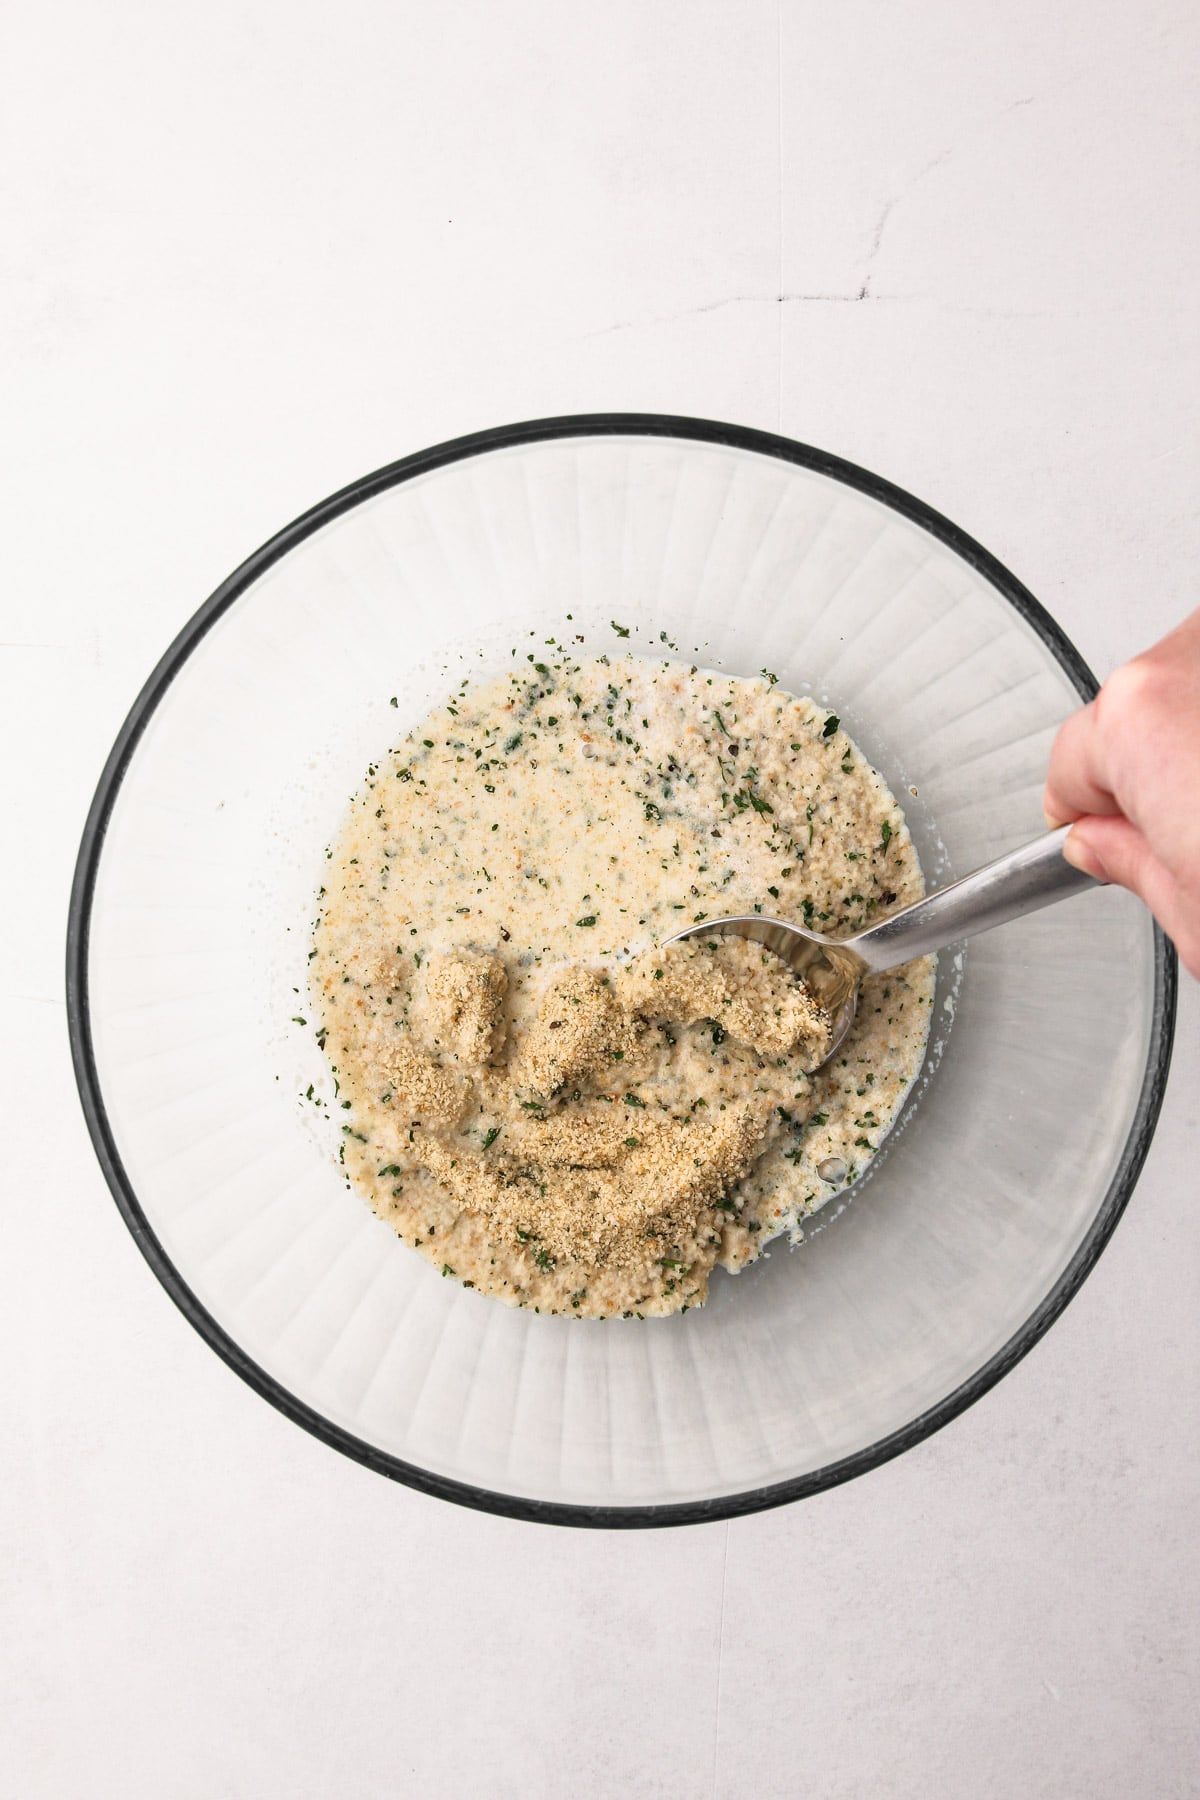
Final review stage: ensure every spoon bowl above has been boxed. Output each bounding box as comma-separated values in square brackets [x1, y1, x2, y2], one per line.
[665, 824, 1101, 1068]
[663, 913, 865, 1064]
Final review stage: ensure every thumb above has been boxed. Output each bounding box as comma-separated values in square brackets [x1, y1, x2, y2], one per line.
[1064, 815, 1178, 922]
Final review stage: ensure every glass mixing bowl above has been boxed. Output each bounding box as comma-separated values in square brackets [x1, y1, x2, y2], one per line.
[67, 416, 1176, 1526]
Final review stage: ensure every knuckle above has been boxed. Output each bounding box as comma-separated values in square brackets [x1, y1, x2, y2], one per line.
[1097, 656, 1146, 716]
[1097, 653, 1169, 726]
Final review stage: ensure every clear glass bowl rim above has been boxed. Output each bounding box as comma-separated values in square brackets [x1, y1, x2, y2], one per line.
[65, 413, 1178, 1529]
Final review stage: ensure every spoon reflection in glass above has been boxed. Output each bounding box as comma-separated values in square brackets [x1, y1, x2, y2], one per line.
[663, 824, 1100, 1071]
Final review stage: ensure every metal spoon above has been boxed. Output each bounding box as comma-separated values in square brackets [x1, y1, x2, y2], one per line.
[664, 824, 1100, 1068]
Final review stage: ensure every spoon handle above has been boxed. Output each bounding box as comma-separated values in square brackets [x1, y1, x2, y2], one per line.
[844, 825, 1102, 974]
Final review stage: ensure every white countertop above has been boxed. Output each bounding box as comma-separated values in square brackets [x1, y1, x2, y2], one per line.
[4, 2, 1198, 1793]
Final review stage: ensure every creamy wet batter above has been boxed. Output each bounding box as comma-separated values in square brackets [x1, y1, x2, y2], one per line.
[310, 652, 933, 1316]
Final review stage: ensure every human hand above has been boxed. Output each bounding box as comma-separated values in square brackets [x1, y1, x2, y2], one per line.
[1043, 606, 1200, 977]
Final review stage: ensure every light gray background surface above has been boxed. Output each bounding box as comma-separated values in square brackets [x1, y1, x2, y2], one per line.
[4, 2, 1198, 1795]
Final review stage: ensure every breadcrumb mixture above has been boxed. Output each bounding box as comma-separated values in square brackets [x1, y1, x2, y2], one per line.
[310, 653, 933, 1317]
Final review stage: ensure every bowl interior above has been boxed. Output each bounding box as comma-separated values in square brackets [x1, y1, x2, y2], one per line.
[76, 425, 1168, 1518]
